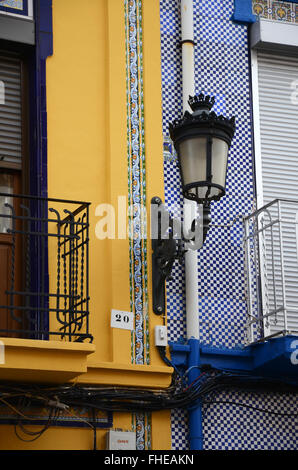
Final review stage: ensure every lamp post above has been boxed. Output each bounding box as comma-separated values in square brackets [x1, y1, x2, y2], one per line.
[151, 93, 235, 315]
[151, 92, 235, 451]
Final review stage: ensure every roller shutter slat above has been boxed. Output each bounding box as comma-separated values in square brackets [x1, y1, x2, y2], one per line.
[0, 55, 22, 166]
[257, 51, 298, 335]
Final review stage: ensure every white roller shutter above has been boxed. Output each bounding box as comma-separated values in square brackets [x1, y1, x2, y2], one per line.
[0, 53, 22, 169]
[256, 51, 298, 337]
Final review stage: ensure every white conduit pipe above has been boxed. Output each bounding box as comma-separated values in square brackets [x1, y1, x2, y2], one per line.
[180, 0, 200, 340]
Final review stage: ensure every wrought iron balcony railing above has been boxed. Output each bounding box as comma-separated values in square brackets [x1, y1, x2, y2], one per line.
[243, 198, 298, 344]
[0, 193, 92, 342]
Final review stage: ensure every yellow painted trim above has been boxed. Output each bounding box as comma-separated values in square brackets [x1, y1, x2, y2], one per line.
[0, 338, 95, 383]
[0, 337, 172, 388]
[142, 0, 167, 368]
[78, 361, 173, 388]
[151, 410, 172, 450]
[107, 0, 132, 365]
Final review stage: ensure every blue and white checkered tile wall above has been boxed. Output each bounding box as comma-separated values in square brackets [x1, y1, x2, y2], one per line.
[159, 0, 298, 450]
[202, 391, 298, 450]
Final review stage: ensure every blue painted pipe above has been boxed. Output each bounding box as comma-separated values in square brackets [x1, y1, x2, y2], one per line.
[187, 338, 203, 450]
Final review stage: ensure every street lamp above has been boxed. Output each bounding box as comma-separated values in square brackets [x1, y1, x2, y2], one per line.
[151, 93, 235, 314]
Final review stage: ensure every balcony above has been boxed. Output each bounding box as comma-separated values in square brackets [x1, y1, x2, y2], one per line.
[0, 192, 92, 342]
[0, 192, 95, 383]
[244, 198, 298, 344]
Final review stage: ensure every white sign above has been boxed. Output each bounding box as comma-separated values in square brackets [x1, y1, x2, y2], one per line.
[0, 81, 5, 105]
[111, 309, 134, 331]
[107, 430, 136, 450]
[290, 339, 298, 365]
[0, 341, 5, 364]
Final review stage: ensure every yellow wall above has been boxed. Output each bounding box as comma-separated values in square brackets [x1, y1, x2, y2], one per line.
[47, 0, 113, 361]
[0, 0, 172, 450]
[47, 0, 166, 368]
[0, 411, 171, 450]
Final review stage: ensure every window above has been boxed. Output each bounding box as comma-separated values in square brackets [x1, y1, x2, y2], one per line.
[0, 51, 23, 170]
[252, 50, 298, 205]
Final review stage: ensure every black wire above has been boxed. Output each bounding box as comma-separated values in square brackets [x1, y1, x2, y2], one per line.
[202, 400, 298, 417]
[2, 368, 298, 445]
[92, 408, 97, 451]
[14, 407, 57, 442]
[157, 346, 185, 386]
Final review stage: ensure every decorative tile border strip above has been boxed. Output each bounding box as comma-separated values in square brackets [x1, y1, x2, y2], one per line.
[0, 0, 29, 17]
[124, 0, 149, 367]
[124, 0, 151, 451]
[0, 0, 23, 10]
[253, 0, 298, 22]
[132, 412, 152, 450]
[0, 406, 113, 429]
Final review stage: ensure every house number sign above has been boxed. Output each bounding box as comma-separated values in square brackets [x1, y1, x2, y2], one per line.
[110, 309, 134, 331]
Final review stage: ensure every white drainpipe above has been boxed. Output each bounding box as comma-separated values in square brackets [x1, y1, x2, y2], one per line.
[181, 0, 200, 340]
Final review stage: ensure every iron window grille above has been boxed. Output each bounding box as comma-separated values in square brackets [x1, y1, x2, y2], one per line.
[0, 193, 92, 342]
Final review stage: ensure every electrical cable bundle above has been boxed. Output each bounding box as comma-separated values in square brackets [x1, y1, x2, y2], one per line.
[1, 366, 298, 446]
[1, 366, 298, 415]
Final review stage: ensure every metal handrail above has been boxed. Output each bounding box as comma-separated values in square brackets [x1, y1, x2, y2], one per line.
[243, 198, 298, 344]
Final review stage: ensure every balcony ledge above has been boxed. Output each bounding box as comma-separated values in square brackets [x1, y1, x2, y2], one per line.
[0, 338, 173, 388]
[78, 361, 173, 389]
[0, 337, 95, 383]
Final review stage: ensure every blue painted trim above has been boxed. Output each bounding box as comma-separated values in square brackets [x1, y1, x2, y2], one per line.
[170, 335, 298, 383]
[30, 0, 52, 337]
[232, 0, 256, 24]
[200, 343, 252, 372]
[169, 336, 298, 450]
[38, 0, 53, 60]
[0, 410, 113, 428]
[0, 0, 28, 16]
[29, 0, 52, 196]
[35, 0, 53, 196]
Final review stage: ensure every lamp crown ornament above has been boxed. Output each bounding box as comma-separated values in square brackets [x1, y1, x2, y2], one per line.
[169, 93, 236, 141]
[188, 93, 215, 113]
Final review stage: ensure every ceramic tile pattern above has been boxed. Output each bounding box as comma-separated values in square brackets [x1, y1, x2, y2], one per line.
[159, 0, 298, 450]
[253, 0, 298, 22]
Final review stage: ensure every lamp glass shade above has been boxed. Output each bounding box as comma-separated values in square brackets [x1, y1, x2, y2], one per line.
[178, 135, 229, 201]
[209, 138, 229, 198]
[179, 137, 207, 200]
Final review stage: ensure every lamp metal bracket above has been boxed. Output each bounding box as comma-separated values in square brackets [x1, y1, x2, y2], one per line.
[151, 197, 185, 315]
[151, 197, 211, 316]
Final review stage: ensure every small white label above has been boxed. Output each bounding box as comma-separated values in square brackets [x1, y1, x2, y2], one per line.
[107, 430, 136, 450]
[154, 325, 168, 347]
[0, 341, 4, 364]
[290, 339, 298, 365]
[111, 309, 134, 331]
